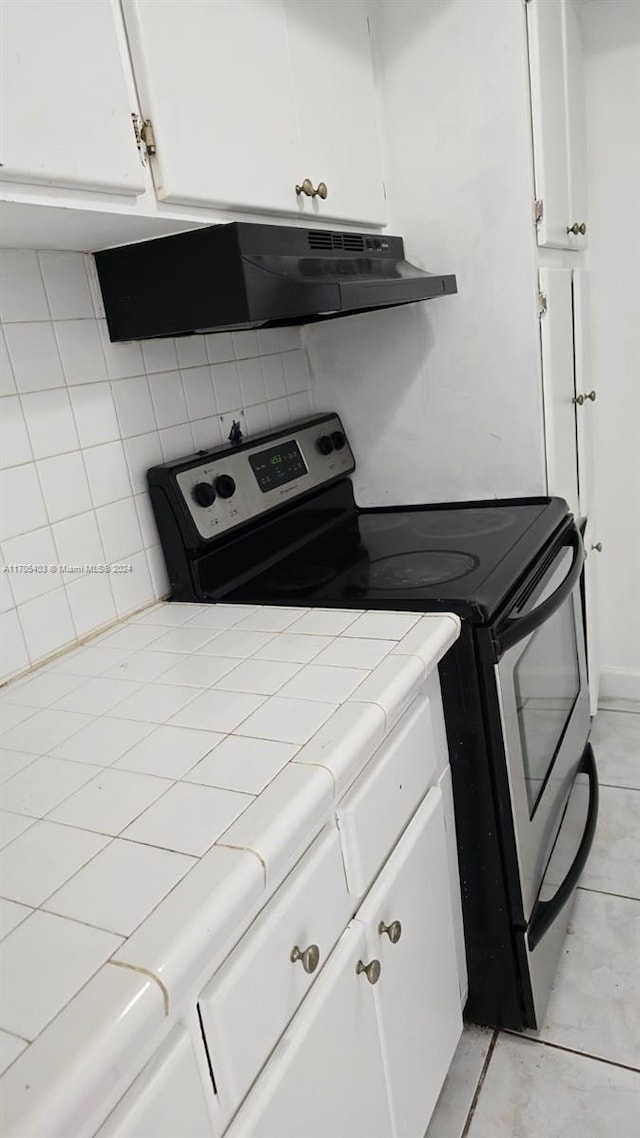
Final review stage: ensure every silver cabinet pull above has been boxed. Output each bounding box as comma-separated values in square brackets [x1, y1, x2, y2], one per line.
[356, 958, 381, 985]
[591, 542, 603, 552]
[295, 178, 328, 199]
[378, 919, 402, 944]
[567, 222, 587, 235]
[573, 390, 596, 406]
[290, 944, 320, 974]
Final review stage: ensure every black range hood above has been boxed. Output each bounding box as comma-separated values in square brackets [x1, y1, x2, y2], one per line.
[94, 221, 457, 342]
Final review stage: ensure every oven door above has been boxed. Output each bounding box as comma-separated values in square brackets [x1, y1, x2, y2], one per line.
[493, 524, 590, 922]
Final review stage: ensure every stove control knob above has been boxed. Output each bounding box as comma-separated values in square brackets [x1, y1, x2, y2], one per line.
[331, 430, 346, 451]
[215, 474, 236, 499]
[192, 481, 216, 508]
[317, 434, 334, 456]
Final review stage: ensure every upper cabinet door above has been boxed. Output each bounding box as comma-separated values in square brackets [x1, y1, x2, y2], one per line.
[122, 0, 299, 213]
[563, 0, 588, 249]
[285, 0, 386, 226]
[527, 0, 588, 250]
[1, 1, 144, 197]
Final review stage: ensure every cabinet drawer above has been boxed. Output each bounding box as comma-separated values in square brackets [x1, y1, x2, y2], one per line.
[95, 1027, 212, 1138]
[336, 696, 436, 899]
[198, 824, 351, 1121]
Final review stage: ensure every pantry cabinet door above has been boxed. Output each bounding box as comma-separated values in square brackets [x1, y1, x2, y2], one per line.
[564, 0, 588, 250]
[224, 923, 393, 1138]
[527, 0, 588, 250]
[572, 270, 594, 517]
[582, 516, 601, 717]
[527, 0, 572, 249]
[539, 268, 580, 516]
[356, 788, 462, 1138]
[1, 1, 144, 196]
[285, 0, 386, 226]
[122, 0, 299, 212]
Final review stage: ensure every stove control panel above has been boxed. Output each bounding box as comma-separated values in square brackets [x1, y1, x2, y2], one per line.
[168, 414, 354, 541]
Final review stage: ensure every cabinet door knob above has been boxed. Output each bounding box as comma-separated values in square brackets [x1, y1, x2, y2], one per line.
[378, 919, 402, 944]
[585, 389, 596, 402]
[295, 179, 328, 199]
[290, 944, 320, 974]
[567, 222, 587, 235]
[356, 958, 381, 985]
[591, 542, 603, 552]
[573, 391, 596, 406]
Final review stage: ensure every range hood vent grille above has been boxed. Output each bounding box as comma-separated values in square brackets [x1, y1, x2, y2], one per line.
[307, 230, 365, 252]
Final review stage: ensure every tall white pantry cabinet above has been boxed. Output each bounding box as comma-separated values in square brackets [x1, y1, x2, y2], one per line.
[527, 0, 601, 712]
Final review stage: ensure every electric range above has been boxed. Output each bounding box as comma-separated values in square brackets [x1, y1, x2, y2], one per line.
[148, 412, 597, 1031]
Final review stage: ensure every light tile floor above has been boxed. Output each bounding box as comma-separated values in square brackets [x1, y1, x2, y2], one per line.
[426, 703, 640, 1138]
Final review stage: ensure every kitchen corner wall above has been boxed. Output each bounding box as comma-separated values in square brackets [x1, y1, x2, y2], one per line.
[582, 1, 640, 699]
[0, 249, 313, 683]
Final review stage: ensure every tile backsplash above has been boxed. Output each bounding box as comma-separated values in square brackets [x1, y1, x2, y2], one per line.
[0, 249, 314, 683]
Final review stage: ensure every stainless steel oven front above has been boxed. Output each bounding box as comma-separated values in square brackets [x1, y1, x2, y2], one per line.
[492, 522, 597, 1022]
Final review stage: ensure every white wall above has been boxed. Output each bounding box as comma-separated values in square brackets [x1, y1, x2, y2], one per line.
[0, 250, 313, 683]
[582, 1, 640, 698]
[306, 0, 546, 506]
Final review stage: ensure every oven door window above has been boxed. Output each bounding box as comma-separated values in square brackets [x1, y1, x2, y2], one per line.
[513, 594, 581, 816]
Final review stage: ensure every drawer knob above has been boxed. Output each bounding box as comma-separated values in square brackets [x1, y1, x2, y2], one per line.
[290, 944, 320, 974]
[356, 958, 381, 985]
[378, 919, 402, 944]
[567, 222, 587, 235]
[591, 542, 603, 552]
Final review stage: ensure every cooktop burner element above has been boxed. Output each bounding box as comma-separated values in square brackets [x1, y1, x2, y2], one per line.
[358, 550, 479, 590]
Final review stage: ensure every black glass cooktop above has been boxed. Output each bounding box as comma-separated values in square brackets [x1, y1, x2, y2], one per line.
[205, 487, 569, 624]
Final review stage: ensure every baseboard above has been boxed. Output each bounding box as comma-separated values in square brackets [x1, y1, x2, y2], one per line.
[599, 667, 640, 702]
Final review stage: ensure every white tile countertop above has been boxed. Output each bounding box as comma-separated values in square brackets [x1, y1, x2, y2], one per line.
[0, 601, 460, 1138]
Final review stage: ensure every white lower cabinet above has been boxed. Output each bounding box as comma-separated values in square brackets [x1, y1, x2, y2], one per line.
[95, 1027, 213, 1138]
[357, 788, 463, 1138]
[221, 787, 461, 1138]
[224, 922, 393, 1138]
[198, 825, 352, 1124]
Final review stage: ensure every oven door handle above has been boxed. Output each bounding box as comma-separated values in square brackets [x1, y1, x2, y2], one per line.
[528, 744, 598, 952]
[495, 526, 584, 655]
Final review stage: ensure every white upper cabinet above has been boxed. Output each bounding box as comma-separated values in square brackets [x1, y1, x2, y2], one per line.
[0, 0, 144, 197]
[121, 0, 386, 225]
[121, 0, 299, 214]
[285, 0, 386, 226]
[527, 0, 588, 250]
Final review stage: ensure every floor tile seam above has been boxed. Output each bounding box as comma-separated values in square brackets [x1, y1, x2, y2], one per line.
[499, 1028, 640, 1075]
[596, 707, 640, 716]
[597, 780, 640, 793]
[577, 884, 640, 904]
[460, 1028, 499, 1138]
